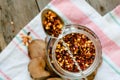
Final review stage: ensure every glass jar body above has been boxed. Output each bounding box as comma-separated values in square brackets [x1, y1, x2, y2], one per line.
[46, 24, 102, 80]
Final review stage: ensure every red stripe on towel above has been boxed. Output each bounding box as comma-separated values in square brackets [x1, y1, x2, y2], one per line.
[114, 5, 120, 18]
[0, 70, 11, 80]
[12, 40, 28, 57]
[51, 0, 120, 67]
[26, 26, 41, 39]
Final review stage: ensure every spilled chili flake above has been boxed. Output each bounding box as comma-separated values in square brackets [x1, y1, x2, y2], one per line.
[20, 32, 32, 46]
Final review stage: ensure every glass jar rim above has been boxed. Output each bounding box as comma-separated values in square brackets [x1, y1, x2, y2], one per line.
[48, 24, 102, 79]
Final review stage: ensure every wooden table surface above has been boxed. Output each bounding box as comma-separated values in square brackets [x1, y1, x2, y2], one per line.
[0, 0, 120, 52]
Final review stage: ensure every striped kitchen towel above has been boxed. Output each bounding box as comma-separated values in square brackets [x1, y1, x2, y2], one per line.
[0, 0, 120, 80]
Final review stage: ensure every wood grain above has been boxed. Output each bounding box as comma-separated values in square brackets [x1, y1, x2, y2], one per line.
[0, 0, 39, 51]
[86, 0, 120, 15]
[0, 33, 6, 51]
[36, 0, 51, 10]
[0, 5, 7, 51]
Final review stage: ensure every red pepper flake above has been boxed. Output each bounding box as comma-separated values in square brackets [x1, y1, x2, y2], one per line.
[55, 33, 96, 72]
[42, 9, 64, 37]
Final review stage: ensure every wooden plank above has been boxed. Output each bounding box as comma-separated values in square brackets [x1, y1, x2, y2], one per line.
[36, 0, 51, 10]
[0, 5, 7, 52]
[0, 0, 39, 47]
[0, 33, 7, 52]
[86, 0, 120, 15]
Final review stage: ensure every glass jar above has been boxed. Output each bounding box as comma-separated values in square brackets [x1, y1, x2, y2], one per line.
[46, 24, 102, 80]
